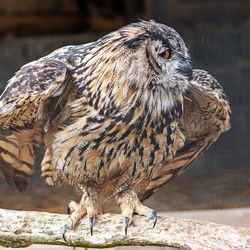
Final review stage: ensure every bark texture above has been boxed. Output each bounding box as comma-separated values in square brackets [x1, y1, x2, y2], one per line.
[0, 208, 249, 249]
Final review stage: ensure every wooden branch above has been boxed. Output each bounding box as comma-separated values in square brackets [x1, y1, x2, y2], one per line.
[0, 208, 249, 249]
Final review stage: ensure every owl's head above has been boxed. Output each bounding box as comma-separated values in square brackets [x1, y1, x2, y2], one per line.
[110, 20, 192, 92]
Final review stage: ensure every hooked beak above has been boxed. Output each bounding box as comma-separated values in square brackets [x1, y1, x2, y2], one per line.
[178, 60, 193, 81]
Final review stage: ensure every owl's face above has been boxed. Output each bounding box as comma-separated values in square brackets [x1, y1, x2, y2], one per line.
[145, 28, 192, 93]
[115, 21, 192, 92]
[147, 38, 192, 85]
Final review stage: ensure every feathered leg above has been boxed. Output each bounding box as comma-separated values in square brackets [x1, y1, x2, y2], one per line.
[41, 137, 54, 186]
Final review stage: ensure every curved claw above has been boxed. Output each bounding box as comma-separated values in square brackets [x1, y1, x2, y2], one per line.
[89, 216, 93, 236]
[67, 205, 70, 215]
[124, 217, 130, 235]
[152, 211, 157, 228]
[62, 224, 69, 242]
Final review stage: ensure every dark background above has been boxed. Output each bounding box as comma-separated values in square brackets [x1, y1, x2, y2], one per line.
[0, 0, 249, 212]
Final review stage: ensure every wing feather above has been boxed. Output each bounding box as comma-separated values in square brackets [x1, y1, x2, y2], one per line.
[0, 59, 72, 192]
[142, 69, 231, 201]
[0, 59, 70, 128]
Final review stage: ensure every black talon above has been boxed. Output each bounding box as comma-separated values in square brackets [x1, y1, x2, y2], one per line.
[67, 205, 70, 215]
[62, 224, 69, 242]
[89, 216, 93, 236]
[152, 211, 157, 228]
[124, 217, 130, 235]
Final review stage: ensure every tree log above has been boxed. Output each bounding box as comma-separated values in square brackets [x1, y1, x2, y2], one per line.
[0, 208, 249, 249]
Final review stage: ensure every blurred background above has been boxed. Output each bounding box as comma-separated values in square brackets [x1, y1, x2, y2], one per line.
[0, 0, 249, 249]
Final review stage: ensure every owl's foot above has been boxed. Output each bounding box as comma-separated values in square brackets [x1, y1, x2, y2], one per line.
[62, 200, 87, 242]
[67, 200, 87, 228]
[116, 190, 157, 235]
[62, 187, 102, 241]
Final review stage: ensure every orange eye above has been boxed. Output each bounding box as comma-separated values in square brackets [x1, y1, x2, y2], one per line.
[159, 49, 171, 60]
[163, 50, 170, 59]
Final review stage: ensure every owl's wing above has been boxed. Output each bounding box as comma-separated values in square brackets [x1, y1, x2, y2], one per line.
[0, 59, 72, 192]
[142, 69, 231, 201]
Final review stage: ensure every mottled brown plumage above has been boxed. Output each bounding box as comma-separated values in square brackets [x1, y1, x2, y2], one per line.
[142, 69, 231, 200]
[0, 20, 230, 235]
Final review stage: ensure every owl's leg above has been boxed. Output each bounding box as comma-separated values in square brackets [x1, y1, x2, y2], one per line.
[41, 145, 54, 186]
[115, 190, 157, 234]
[62, 186, 102, 241]
[41, 133, 54, 186]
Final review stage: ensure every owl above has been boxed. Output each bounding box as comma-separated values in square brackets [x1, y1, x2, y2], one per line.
[0, 20, 230, 238]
